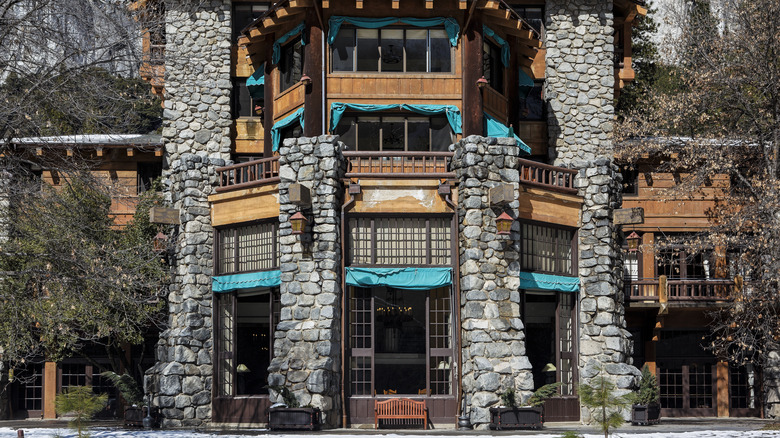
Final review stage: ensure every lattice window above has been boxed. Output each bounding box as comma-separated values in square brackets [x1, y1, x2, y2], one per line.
[348, 216, 451, 265]
[216, 222, 279, 275]
[659, 367, 684, 409]
[217, 294, 235, 397]
[558, 293, 574, 395]
[521, 222, 574, 275]
[61, 363, 87, 388]
[689, 363, 713, 409]
[429, 287, 452, 395]
[17, 363, 43, 411]
[730, 365, 758, 409]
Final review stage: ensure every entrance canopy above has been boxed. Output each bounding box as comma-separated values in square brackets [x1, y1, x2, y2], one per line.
[212, 270, 281, 293]
[345, 267, 452, 290]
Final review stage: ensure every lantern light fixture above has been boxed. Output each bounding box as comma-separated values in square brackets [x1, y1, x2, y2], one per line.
[290, 211, 309, 235]
[626, 231, 641, 252]
[496, 211, 514, 235]
[153, 232, 169, 251]
[476, 76, 488, 88]
[300, 74, 312, 85]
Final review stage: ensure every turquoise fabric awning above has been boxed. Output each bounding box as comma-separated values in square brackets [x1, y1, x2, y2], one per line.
[483, 25, 510, 67]
[271, 107, 305, 151]
[518, 69, 535, 100]
[213, 270, 281, 293]
[345, 267, 452, 290]
[328, 16, 460, 47]
[272, 22, 307, 65]
[519, 272, 580, 293]
[246, 65, 265, 100]
[329, 102, 462, 135]
[484, 112, 531, 155]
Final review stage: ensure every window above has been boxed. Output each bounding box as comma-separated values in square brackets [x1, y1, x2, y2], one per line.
[335, 115, 453, 152]
[279, 39, 304, 91]
[137, 161, 162, 194]
[513, 6, 544, 36]
[332, 27, 452, 73]
[232, 79, 262, 118]
[483, 40, 504, 92]
[655, 236, 713, 279]
[520, 222, 575, 275]
[232, 2, 271, 41]
[619, 164, 639, 196]
[519, 81, 545, 121]
[216, 222, 279, 275]
[216, 288, 280, 396]
[349, 216, 451, 265]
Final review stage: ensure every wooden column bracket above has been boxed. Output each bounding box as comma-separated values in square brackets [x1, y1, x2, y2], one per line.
[126, 147, 135, 157]
[392, 0, 399, 8]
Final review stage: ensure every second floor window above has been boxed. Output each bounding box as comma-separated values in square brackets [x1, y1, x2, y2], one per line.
[279, 39, 304, 91]
[332, 27, 452, 73]
[232, 79, 262, 118]
[335, 115, 453, 151]
[216, 222, 279, 275]
[483, 40, 504, 92]
[521, 222, 575, 275]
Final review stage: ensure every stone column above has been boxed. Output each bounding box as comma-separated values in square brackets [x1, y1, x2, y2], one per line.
[451, 136, 534, 429]
[268, 136, 347, 428]
[764, 353, 780, 418]
[148, 0, 232, 428]
[545, 0, 639, 421]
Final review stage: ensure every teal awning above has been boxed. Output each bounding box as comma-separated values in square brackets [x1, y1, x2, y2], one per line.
[330, 102, 462, 135]
[518, 69, 535, 100]
[519, 272, 580, 293]
[484, 112, 531, 154]
[272, 22, 307, 65]
[246, 65, 265, 100]
[345, 267, 452, 290]
[483, 25, 510, 67]
[271, 107, 305, 152]
[328, 16, 460, 47]
[212, 270, 281, 293]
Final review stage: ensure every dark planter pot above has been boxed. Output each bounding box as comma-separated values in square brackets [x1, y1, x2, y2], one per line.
[631, 403, 660, 425]
[124, 406, 161, 428]
[489, 406, 543, 430]
[268, 407, 321, 430]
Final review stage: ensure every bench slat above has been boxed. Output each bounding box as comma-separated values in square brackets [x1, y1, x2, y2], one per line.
[374, 398, 428, 429]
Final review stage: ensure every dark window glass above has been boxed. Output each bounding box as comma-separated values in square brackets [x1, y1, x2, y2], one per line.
[381, 117, 405, 150]
[483, 41, 504, 92]
[345, 115, 453, 151]
[357, 29, 379, 71]
[335, 116, 357, 149]
[232, 79, 261, 118]
[429, 29, 451, 72]
[380, 29, 404, 72]
[619, 165, 639, 195]
[333, 28, 356, 71]
[279, 40, 303, 91]
[357, 118, 381, 151]
[430, 116, 451, 151]
[137, 161, 162, 194]
[513, 6, 544, 35]
[519, 83, 544, 121]
[232, 3, 270, 41]
[406, 118, 430, 151]
[405, 29, 427, 72]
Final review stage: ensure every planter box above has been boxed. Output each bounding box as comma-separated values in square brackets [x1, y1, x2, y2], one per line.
[268, 407, 321, 430]
[124, 406, 161, 428]
[631, 403, 660, 425]
[489, 406, 543, 430]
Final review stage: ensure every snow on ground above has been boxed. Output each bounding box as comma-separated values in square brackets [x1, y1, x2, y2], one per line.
[3, 430, 780, 438]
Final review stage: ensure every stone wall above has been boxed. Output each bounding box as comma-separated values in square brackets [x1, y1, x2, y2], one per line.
[267, 136, 346, 428]
[451, 136, 534, 429]
[148, 0, 232, 428]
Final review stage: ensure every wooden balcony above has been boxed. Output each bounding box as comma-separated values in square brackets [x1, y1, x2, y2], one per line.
[344, 151, 454, 178]
[626, 276, 735, 303]
[518, 158, 578, 194]
[215, 156, 280, 193]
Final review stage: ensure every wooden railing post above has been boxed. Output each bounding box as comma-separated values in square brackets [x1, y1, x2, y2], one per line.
[659, 275, 668, 304]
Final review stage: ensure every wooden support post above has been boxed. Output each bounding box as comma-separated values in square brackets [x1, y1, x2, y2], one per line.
[507, 36, 519, 129]
[43, 362, 57, 419]
[264, 36, 275, 157]
[658, 275, 668, 304]
[303, 9, 323, 137]
[717, 361, 730, 417]
[462, 11, 483, 137]
[66, 148, 73, 157]
[642, 232, 655, 279]
[96, 147, 104, 157]
[126, 148, 134, 157]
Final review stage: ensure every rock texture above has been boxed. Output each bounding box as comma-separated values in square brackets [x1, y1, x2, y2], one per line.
[267, 136, 347, 428]
[451, 136, 534, 429]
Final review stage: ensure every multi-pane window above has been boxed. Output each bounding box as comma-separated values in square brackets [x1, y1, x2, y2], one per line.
[16, 363, 43, 412]
[233, 78, 262, 118]
[519, 82, 545, 121]
[521, 222, 575, 275]
[232, 3, 271, 41]
[655, 235, 713, 279]
[483, 40, 504, 92]
[216, 222, 279, 275]
[349, 217, 451, 265]
[332, 27, 452, 73]
[335, 116, 453, 152]
[513, 6, 544, 35]
[279, 39, 304, 91]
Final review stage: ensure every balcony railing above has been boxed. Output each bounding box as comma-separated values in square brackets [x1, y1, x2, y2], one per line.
[518, 158, 578, 194]
[215, 156, 280, 192]
[625, 276, 735, 302]
[344, 151, 454, 178]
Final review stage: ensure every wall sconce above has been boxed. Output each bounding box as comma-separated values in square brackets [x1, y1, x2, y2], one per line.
[290, 211, 309, 235]
[300, 74, 312, 85]
[152, 232, 169, 251]
[626, 231, 641, 252]
[496, 211, 513, 235]
[476, 76, 488, 88]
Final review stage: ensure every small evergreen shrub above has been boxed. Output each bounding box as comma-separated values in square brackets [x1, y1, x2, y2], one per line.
[55, 386, 108, 438]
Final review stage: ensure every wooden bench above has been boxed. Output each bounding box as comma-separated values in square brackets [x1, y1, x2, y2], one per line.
[374, 398, 428, 429]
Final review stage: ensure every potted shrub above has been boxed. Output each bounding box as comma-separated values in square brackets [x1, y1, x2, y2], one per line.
[101, 371, 160, 428]
[267, 385, 321, 431]
[629, 365, 660, 425]
[489, 383, 561, 430]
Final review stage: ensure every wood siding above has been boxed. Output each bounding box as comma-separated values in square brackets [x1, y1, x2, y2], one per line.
[517, 186, 581, 228]
[348, 179, 455, 214]
[327, 75, 461, 101]
[234, 118, 265, 155]
[482, 84, 507, 122]
[516, 121, 547, 156]
[209, 185, 280, 227]
[274, 81, 306, 123]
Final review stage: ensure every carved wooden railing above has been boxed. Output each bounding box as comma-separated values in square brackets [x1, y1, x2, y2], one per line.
[625, 278, 661, 301]
[215, 156, 280, 192]
[518, 158, 578, 194]
[344, 151, 454, 178]
[625, 276, 734, 302]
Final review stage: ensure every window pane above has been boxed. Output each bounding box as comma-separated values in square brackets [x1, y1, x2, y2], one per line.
[233, 79, 252, 117]
[332, 28, 355, 71]
[430, 29, 451, 72]
[519, 84, 544, 121]
[430, 116, 452, 151]
[335, 116, 357, 150]
[380, 29, 403, 72]
[280, 40, 303, 91]
[357, 117, 380, 151]
[232, 3, 270, 41]
[236, 292, 272, 395]
[357, 29, 379, 71]
[381, 117, 405, 150]
[406, 29, 427, 72]
[407, 118, 430, 151]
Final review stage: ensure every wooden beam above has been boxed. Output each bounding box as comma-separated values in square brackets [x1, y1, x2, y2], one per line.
[392, 0, 399, 8]
[66, 147, 73, 157]
[322, 0, 329, 7]
[482, 8, 512, 20]
[35, 147, 42, 156]
[479, 0, 500, 9]
[459, 0, 467, 9]
[96, 147, 104, 157]
[263, 11, 303, 29]
[516, 44, 538, 58]
[126, 148, 134, 157]
[289, 0, 313, 7]
[356, 0, 363, 8]
[425, 0, 433, 8]
[276, 6, 305, 19]
[155, 147, 163, 157]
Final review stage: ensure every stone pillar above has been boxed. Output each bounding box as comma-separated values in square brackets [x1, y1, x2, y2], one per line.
[764, 352, 780, 418]
[545, 0, 639, 421]
[149, 0, 232, 428]
[268, 136, 347, 428]
[451, 135, 534, 429]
